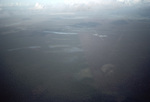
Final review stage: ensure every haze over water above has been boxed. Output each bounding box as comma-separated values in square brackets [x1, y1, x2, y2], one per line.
[0, 0, 150, 102]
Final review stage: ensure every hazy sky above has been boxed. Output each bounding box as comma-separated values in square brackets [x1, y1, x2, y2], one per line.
[0, 0, 149, 10]
[1, 0, 150, 5]
[0, 0, 150, 19]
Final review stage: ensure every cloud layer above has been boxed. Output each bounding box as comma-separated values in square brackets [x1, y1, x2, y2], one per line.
[0, 0, 150, 19]
[1, 0, 150, 7]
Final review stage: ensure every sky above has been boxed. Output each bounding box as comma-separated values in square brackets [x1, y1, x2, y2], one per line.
[0, 0, 150, 19]
[0, 0, 150, 5]
[0, 0, 149, 10]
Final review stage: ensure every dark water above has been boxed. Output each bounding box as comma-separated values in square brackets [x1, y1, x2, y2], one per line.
[0, 11, 150, 102]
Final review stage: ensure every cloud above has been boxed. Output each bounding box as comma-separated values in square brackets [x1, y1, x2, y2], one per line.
[117, 0, 142, 4]
[58, 0, 149, 12]
[33, 2, 44, 10]
[74, 68, 93, 80]
[64, 0, 143, 6]
[0, 0, 150, 14]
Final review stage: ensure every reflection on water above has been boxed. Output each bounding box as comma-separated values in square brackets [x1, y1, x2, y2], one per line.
[48, 45, 70, 48]
[7, 46, 41, 51]
[7, 48, 23, 51]
[63, 47, 83, 53]
[93, 34, 108, 38]
[43, 31, 78, 35]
